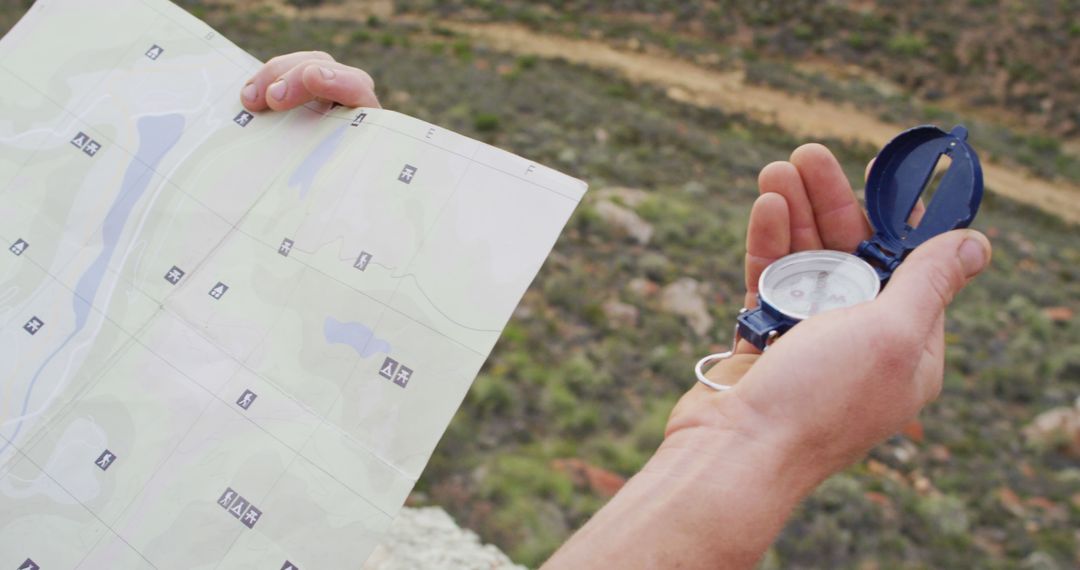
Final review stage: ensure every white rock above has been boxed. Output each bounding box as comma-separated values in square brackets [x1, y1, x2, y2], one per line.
[363, 507, 526, 570]
[660, 278, 713, 336]
[602, 298, 640, 327]
[593, 200, 653, 245]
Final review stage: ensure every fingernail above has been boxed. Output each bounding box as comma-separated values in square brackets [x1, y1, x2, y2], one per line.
[319, 66, 335, 80]
[241, 83, 257, 102]
[958, 237, 987, 276]
[268, 79, 287, 101]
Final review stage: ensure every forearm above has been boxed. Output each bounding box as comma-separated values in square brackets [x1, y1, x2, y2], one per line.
[543, 424, 826, 569]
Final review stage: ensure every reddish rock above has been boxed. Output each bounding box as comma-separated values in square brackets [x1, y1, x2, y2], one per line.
[1042, 306, 1074, 323]
[1018, 461, 1036, 479]
[864, 491, 891, 507]
[997, 486, 1025, 517]
[552, 458, 626, 498]
[1025, 496, 1059, 512]
[901, 419, 925, 443]
[911, 471, 936, 495]
[929, 445, 951, 463]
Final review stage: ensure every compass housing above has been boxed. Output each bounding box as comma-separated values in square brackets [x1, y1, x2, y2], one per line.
[736, 125, 984, 350]
[758, 250, 880, 322]
[856, 124, 983, 281]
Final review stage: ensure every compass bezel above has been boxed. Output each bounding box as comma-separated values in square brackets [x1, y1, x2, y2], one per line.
[758, 250, 881, 321]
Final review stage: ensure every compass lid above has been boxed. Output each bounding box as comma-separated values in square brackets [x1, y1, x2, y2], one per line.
[863, 125, 983, 261]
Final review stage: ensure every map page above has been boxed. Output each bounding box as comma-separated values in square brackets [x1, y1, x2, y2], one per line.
[0, 1, 586, 568]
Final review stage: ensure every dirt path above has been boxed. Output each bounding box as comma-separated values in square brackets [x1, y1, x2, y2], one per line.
[448, 23, 1080, 225]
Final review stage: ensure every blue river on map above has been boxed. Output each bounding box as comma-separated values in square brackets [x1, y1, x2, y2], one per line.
[288, 124, 347, 200]
[1, 114, 185, 455]
[323, 316, 391, 358]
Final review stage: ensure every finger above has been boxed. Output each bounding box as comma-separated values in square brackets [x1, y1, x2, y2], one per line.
[264, 60, 379, 111]
[916, 311, 946, 405]
[791, 143, 872, 252]
[241, 51, 334, 111]
[744, 192, 791, 308]
[876, 229, 991, 335]
[300, 63, 380, 108]
[758, 161, 822, 251]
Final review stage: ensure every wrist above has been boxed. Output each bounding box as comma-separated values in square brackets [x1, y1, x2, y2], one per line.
[653, 420, 825, 513]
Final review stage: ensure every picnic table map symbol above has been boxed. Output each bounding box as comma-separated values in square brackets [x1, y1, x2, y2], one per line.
[0, 0, 586, 566]
[164, 265, 185, 285]
[397, 164, 418, 184]
[22, 317, 43, 335]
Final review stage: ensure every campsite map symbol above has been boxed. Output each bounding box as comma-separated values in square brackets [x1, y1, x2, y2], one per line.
[281, 562, 300, 570]
[379, 357, 413, 388]
[22, 317, 43, 336]
[209, 281, 229, 300]
[18, 559, 40, 570]
[70, 131, 101, 157]
[9, 238, 28, 256]
[217, 487, 263, 529]
[145, 44, 163, 60]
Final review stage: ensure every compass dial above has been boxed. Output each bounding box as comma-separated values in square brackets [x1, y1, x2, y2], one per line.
[758, 250, 880, 320]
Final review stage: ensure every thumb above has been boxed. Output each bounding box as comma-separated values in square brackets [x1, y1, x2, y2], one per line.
[876, 229, 991, 333]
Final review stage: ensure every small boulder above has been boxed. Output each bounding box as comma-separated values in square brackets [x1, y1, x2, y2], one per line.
[552, 458, 626, 498]
[602, 298, 639, 328]
[1042, 306, 1074, 323]
[593, 200, 653, 245]
[1022, 397, 1080, 459]
[660, 278, 713, 336]
[626, 277, 660, 297]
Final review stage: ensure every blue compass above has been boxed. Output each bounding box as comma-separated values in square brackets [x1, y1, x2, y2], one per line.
[695, 125, 983, 390]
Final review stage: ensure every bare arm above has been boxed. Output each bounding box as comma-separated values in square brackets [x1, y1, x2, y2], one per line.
[544, 146, 991, 569]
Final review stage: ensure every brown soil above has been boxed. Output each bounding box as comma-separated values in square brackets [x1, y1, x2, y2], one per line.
[448, 23, 1080, 225]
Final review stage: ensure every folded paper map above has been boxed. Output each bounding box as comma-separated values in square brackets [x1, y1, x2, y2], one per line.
[0, 1, 586, 567]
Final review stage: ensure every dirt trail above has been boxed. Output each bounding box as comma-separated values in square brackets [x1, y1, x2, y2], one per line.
[448, 23, 1080, 225]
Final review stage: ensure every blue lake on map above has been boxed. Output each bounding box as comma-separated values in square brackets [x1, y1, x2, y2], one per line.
[323, 316, 391, 358]
[2, 114, 185, 454]
[289, 124, 347, 200]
